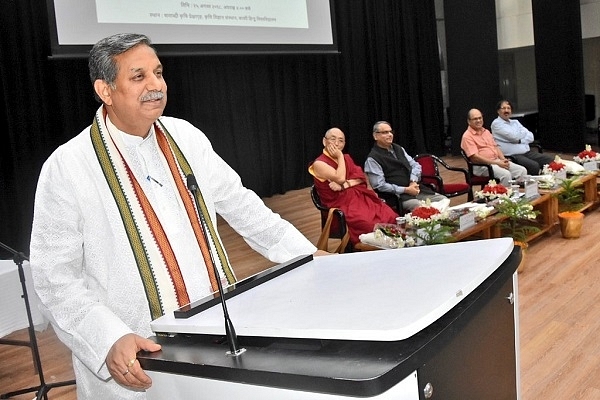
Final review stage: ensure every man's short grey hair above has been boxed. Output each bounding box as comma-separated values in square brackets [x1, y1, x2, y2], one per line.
[88, 33, 155, 102]
[372, 121, 391, 133]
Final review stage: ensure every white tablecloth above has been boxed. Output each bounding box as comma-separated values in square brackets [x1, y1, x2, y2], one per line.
[0, 259, 47, 338]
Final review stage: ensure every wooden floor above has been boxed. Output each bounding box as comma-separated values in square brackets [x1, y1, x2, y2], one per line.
[2, 155, 600, 399]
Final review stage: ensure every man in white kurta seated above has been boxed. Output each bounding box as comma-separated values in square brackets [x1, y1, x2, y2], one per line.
[29, 33, 323, 399]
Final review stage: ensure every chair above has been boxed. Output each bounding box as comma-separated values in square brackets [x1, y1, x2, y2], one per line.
[310, 185, 351, 253]
[530, 141, 544, 153]
[373, 190, 404, 215]
[505, 141, 544, 164]
[414, 154, 471, 201]
[460, 150, 496, 200]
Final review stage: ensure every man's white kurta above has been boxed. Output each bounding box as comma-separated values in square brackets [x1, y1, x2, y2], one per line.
[30, 114, 316, 399]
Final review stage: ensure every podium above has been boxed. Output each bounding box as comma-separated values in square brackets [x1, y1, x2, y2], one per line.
[139, 238, 521, 399]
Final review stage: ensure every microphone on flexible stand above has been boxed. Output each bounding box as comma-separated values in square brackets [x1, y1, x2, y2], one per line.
[186, 174, 245, 356]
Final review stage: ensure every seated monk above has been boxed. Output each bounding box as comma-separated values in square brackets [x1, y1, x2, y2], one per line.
[309, 127, 398, 245]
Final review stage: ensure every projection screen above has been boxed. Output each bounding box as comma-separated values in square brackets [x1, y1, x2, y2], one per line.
[46, 0, 337, 57]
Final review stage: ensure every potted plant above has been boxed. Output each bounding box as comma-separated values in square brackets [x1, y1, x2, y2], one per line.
[493, 196, 540, 273]
[553, 178, 585, 238]
[494, 197, 541, 243]
[554, 177, 584, 212]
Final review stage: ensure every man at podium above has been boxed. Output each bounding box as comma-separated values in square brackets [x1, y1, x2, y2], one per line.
[29, 33, 320, 399]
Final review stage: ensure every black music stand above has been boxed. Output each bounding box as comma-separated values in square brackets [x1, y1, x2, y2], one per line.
[0, 241, 76, 400]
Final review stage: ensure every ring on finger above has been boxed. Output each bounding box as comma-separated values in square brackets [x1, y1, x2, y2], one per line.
[127, 358, 136, 367]
[123, 368, 129, 376]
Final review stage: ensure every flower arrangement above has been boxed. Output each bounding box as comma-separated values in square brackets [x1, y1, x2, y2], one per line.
[494, 197, 540, 242]
[542, 156, 567, 176]
[535, 174, 556, 190]
[404, 198, 450, 227]
[573, 144, 600, 163]
[373, 223, 416, 248]
[474, 180, 512, 201]
[404, 199, 454, 245]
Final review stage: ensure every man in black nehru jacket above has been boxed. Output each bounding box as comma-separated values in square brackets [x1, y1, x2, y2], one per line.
[364, 121, 448, 212]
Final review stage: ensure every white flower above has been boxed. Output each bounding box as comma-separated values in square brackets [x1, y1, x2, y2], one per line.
[535, 175, 556, 189]
[404, 236, 416, 247]
[373, 227, 416, 248]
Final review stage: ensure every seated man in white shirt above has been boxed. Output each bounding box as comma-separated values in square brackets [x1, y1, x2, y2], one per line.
[491, 100, 553, 175]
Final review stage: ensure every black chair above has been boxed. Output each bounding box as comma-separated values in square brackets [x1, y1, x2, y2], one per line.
[373, 190, 404, 215]
[414, 154, 472, 201]
[505, 141, 544, 164]
[530, 141, 544, 153]
[310, 185, 351, 253]
[460, 150, 496, 200]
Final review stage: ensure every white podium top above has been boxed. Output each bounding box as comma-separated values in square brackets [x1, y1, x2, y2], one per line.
[151, 238, 514, 341]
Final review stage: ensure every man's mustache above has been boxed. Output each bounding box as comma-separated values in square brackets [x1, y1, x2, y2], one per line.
[140, 91, 164, 101]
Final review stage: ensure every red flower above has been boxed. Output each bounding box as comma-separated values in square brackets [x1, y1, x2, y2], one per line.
[482, 183, 508, 194]
[577, 149, 597, 159]
[411, 206, 441, 219]
[377, 224, 404, 238]
[548, 161, 565, 172]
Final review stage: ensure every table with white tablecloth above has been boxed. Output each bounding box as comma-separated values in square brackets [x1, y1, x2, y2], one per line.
[0, 259, 47, 338]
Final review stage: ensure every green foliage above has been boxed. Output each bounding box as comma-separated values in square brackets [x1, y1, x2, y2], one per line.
[494, 197, 541, 242]
[413, 220, 456, 245]
[554, 178, 584, 212]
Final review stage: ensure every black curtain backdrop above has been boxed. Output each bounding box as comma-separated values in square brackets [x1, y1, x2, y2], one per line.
[0, 0, 444, 256]
[532, 0, 585, 153]
[444, 0, 500, 155]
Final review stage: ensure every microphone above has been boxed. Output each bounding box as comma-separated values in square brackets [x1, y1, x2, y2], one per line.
[186, 174, 245, 356]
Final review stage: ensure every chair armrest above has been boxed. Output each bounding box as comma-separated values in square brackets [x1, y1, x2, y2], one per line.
[531, 141, 543, 153]
[467, 160, 495, 180]
[432, 155, 470, 182]
[420, 174, 443, 192]
[374, 189, 404, 214]
[332, 208, 348, 237]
